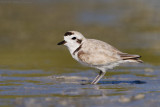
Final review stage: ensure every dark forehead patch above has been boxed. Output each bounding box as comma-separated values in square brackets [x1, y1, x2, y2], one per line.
[64, 32, 74, 36]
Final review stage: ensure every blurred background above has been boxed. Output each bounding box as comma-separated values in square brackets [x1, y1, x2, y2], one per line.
[0, 0, 160, 70]
[0, 0, 160, 106]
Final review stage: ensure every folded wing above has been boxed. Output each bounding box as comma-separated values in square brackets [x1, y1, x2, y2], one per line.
[78, 39, 121, 65]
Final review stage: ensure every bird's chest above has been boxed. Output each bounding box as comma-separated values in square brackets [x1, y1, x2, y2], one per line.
[71, 51, 90, 67]
[68, 44, 83, 62]
[71, 52, 80, 62]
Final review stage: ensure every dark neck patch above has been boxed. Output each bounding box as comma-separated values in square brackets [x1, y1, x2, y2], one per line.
[73, 44, 82, 55]
[77, 39, 82, 44]
[64, 32, 74, 36]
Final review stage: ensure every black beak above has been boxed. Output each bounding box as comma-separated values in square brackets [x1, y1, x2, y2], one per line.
[57, 40, 66, 45]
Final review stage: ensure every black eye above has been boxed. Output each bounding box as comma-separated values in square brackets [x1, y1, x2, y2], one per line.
[72, 37, 76, 40]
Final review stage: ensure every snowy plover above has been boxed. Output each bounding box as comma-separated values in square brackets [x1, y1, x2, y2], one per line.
[57, 31, 143, 84]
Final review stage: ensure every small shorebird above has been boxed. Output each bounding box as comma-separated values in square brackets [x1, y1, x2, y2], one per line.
[57, 31, 143, 84]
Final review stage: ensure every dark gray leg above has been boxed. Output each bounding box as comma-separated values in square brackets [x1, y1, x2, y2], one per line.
[91, 70, 106, 85]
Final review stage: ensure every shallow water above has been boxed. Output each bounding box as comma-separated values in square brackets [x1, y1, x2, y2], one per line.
[0, 63, 160, 107]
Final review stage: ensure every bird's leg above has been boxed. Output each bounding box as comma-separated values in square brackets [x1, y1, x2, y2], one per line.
[91, 70, 106, 85]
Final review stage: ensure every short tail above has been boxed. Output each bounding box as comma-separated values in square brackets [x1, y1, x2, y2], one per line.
[119, 53, 143, 63]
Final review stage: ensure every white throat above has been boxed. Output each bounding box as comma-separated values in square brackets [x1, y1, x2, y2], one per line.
[66, 43, 81, 55]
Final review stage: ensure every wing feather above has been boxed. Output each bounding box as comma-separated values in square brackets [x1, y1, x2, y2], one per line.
[77, 39, 121, 65]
